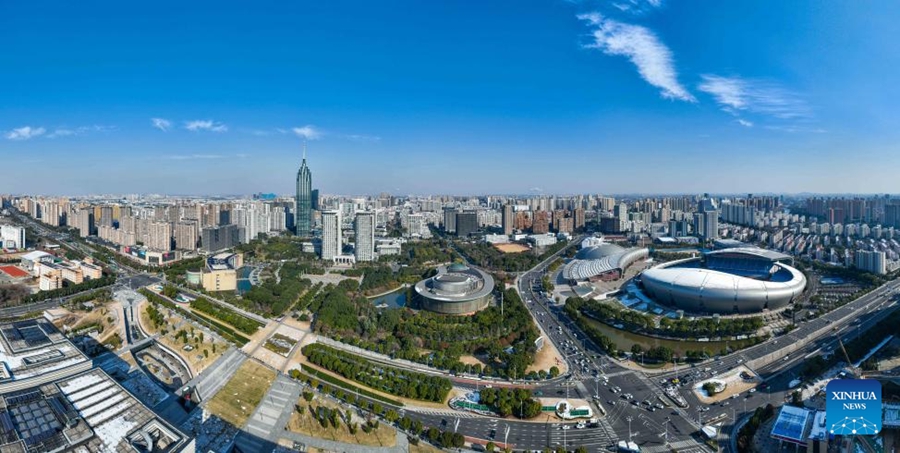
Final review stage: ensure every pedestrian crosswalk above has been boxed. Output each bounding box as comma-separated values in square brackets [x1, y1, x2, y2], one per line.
[414, 408, 484, 419]
[641, 439, 713, 453]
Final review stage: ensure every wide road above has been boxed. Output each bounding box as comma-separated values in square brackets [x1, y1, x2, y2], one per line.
[514, 246, 900, 452]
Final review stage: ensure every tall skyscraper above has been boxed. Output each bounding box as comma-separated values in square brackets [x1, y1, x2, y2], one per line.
[295, 144, 313, 237]
[355, 211, 375, 262]
[502, 204, 514, 235]
[694, 194, 719, 241]
[321, 210, 342, 260]
[456, 212, 478, 236]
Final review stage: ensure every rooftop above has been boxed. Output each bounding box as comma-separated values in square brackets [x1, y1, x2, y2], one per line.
[0, 319, 90, 387]
[770, 405, 812, 445]
[0, 368, 190, 452]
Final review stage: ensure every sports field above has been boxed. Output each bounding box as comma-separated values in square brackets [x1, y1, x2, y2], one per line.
[494, 243, 530, 253]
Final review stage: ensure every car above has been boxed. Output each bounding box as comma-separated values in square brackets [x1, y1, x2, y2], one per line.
[749, 388, 757, 393]
[489, 429, 496, 439]
[561, 425, 571, 430]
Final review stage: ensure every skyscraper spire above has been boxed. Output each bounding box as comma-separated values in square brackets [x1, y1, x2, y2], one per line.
[295, 141, 313, 236]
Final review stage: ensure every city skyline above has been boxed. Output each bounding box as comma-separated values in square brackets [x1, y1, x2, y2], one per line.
[4, 1, 900, 195]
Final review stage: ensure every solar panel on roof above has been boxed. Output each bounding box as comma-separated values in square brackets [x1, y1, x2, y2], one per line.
[771, 406, 809, 443]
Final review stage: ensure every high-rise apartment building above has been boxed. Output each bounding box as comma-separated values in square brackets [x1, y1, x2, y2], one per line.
[443, 207, 458, 233]
[321, 210, 342, 260]
[502, 204, 514, 235]
[855, 250, 886, 275]
[533, 210, 550, 234]
[76, 209, 94, 238]
[201, 224, 240, 253]
[148, 221, 172, 251]
[100, 206, 114, 228]
[354, 212, 375, 262]
[174, 221, 199, 251]
[574, 208, 585, 231]
[295, 146, 313, 237]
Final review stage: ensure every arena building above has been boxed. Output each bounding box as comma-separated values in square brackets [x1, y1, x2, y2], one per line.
[561, 237, 648, 283]
[413, 263, 494, 315]
[639, 247, 806, 314]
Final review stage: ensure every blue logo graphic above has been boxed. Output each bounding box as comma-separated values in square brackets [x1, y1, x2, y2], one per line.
[826, 379, 882, 435]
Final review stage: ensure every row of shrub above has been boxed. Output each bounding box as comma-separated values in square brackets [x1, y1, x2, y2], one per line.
[139, 289, 250, 346]
[302, 343, 452, 403]
[189, 296, 263, 335]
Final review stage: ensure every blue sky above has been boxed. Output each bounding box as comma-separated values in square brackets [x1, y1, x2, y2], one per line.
[2, 1, 900, 196]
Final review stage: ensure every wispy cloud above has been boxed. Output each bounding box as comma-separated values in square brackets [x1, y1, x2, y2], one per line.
[736, 119, 753, 127]
[5, 126, 46, 140]
[697, 75, 810, 119]
[612, 0, 663, 14]
[163, 154, 226, 160]
[578, 12, 694, 102]
[764, 125, 826, 134]
[151, 118, 172, 132]
[47, 125, 113, 138]
[184, 120, 227, 132]
[292, 125, 322, 140]
[342, 134, 381, 143]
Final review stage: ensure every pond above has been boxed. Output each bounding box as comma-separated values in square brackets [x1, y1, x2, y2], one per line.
[368, 286, 408, 309]
[581, 317, 758, 357]
[236, 266, 253, 294]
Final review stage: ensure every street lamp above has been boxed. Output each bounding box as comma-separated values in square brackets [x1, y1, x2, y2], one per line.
[664, 416, 670, 446]
[627, 416, 633, 442]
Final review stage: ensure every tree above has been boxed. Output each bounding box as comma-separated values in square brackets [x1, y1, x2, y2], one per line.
[486, 442, 496, 452]
[548, 366, 560, 378]
[162, 285, 178, 298]
[575, 447, 588, 453]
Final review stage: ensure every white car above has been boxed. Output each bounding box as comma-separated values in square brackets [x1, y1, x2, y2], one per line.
[749, 388, 757, 393]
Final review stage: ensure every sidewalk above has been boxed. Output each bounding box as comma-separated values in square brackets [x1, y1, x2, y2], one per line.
[279, 430, 409, 453]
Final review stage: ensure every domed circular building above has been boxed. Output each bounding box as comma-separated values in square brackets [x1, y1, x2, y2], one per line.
[414, 263, 494, 315]
[562, 239, 649, 283]
[639, 247, 806, 314]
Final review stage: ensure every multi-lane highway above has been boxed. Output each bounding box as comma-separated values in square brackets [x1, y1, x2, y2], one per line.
[508, 240, 900, 453]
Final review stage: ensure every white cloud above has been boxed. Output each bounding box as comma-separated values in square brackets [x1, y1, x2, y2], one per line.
[612, 0, 663, 14]
[698, 75, 810, 119]
[736, 119, 753, 127]
[342, 134, 381, 142]
[184, 120, 227, 132]
[5, 126, 46, 140]
[163, 154, 226, 160]
[47, 125, 112, 138]
[151, 118, 172, 131]
[578, 12, 694, 102]
[48, 128, 76, 138]
[764, 125, 827, 133]
[292, 125, 322, 140]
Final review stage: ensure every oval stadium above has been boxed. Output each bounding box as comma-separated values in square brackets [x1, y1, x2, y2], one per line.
[413, 263, 494, 315]
[639, 247, 807, 314]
